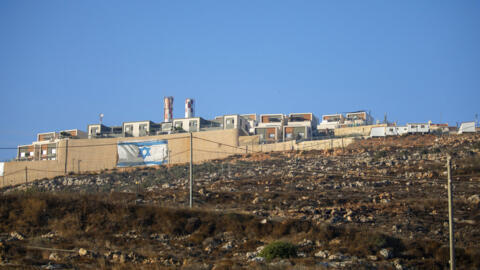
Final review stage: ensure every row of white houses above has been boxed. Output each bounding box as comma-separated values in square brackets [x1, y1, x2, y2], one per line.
[370, 122, 476, 137]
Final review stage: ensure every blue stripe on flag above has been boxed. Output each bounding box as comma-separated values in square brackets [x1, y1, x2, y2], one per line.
[117, 160, 166, 167]
[118, 140, 168, 146]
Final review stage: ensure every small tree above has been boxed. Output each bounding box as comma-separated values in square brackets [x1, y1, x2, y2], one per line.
[259, 241, 297, 261]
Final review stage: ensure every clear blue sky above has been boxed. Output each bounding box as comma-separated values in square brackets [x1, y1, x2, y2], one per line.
[0, 1, 479, 160]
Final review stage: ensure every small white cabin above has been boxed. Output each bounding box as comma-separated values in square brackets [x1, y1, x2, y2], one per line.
[458, 122, 476, 134]
[370, 127, 386, 137]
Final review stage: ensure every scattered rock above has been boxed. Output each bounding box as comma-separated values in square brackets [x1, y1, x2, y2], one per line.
[249, 256, 265, 263]
[9, 231, 25, 241]
[78, 248, 88, 256]
[379, 248, 393, 259]
[467, 194, 480, 204]
[367, 255, 378, 261]
[49, 252, 61, 261]
[314, 250, 328, 258]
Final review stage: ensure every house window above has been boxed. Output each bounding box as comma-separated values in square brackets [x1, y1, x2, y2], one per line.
[421, 125, 425, 128]
[52, 149, 56, 154]
[269, 133, 275, 138]
[42, 150, 47, 155]
[21, 152, 25, 158]
[286, 133, 292, 138]
[30, 152, 34, 156]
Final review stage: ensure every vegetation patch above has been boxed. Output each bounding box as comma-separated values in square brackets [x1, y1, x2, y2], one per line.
[259, 241, 297, 261]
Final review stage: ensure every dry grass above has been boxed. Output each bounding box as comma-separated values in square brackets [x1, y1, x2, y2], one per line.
[1, 191, 480, 268]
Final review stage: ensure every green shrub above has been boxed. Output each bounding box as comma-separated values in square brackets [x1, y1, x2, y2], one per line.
[259, 241, 297, 261]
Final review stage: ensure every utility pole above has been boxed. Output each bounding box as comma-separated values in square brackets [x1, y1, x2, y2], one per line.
[447, 154, 455, 270]
[136, 180, 140, 201]
[64, 139, 69, 175]
[189, 132, 193, 208]
[25, 167, 28, 185]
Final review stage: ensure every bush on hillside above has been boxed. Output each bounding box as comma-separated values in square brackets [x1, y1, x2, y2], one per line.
[259, 241, 297, 261]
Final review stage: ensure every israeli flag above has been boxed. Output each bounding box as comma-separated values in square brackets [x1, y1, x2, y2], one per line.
[117, 140, 168, 167]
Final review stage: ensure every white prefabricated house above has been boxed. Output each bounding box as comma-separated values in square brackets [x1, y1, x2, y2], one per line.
[395, 126, 408, 135]
[370, 127, 386, 137]
[385, 127, 399, 136]
[458, 122, 476, 134]
[370, 126, 408, 137]
[407, 123, 430, 134]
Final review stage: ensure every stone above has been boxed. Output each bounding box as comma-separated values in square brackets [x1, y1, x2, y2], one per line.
[250, 256, 265, 263]
[467, 194, 480, 204]
[367, 255, 378, 261]
[246, 252, 256, 259]
[41, 232, 56, 239]
[10, 231, 25, 240]
[314, 250, 328, 258]
[162, 183, 171, 189]
[393, 259, 404, 270]
[269, 259, 292, 266]
[78, 248, 88, 256]
[328, 253, 346, 261]
[297, 252, 307, 258]
[379, 248, 393, 259]
[49, 252, 61, 261]
[252, 197, 262, 204]
[222, 241, 233, 251]
[256, 246, 265, 253]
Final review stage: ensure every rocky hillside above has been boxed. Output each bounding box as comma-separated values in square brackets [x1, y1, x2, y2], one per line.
[1, 134, 480, 269]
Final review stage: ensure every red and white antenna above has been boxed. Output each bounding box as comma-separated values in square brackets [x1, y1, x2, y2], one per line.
[164, 96, 173, 122]
[185, 98, 194, 118]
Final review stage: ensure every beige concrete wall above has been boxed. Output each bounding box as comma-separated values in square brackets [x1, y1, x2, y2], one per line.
[239, 135, 260, 146]
[2, 160, 60, 187]
[2, 129, 241, 187]
[334, 124, 387, 137]
[245, 137, 355, 153]
[296, 137, 355, 151]
[1, 128, 355, 188]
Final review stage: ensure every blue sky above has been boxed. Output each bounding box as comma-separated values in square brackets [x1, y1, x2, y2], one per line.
[0, 1, 479, 160]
